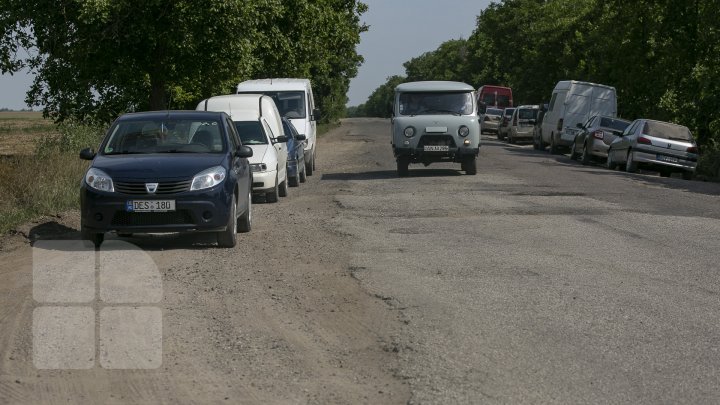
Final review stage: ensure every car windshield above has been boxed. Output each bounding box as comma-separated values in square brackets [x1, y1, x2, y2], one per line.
[643, 121, 693, 141]
[399, 92, 474, 116]
[102, 118, 225, 155]
[599, 117, 630, 131]
[486, 108, 503, 116]
[234, 121, 268, 145]
[518, 109, 538, 120]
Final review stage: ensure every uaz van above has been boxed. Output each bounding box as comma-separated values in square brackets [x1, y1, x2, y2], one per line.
[392, 81, 480, 176]
[477, 85, 513, 113]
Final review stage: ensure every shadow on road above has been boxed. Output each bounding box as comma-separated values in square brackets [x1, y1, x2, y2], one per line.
[322, 169, 463, 181]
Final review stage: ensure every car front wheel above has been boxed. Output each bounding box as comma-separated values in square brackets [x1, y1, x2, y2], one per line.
[626, 150, 638, 173]
[397, 157, 409, 177]
[217, 194, 237, 248]
[266, 173, 279, 203]
[238, 189, 252, 233]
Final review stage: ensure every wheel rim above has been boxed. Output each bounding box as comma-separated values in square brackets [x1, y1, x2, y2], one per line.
[627, 151, 633, 170]
[248, 190, 252, 225]
[231, 198, 237, 234]
[582, 144, 588, 161]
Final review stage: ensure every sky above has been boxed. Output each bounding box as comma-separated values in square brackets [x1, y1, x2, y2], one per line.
[0, 0, 492, 110]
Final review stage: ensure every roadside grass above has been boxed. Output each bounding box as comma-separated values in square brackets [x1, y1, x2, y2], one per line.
[318, 121, 341, 137]
[0, 114, 102, 234]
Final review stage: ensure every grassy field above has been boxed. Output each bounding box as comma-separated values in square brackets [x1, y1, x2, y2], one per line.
[0, 112, 98, 234]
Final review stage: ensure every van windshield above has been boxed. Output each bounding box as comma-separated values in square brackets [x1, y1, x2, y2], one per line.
[260, 91, 306, 119]
[398, 92, 474, 116]
[234, 121, 268, 145]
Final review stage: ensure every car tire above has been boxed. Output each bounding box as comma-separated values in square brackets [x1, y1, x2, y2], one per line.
[217, 194, 237, 248]
[464, 156, 477, 175]
[507, 132, 515, 144]
[81, 227, 104, 248]
[397, 157, 409, 177]
[266, 173, 279, 203]
[289, 160, 300, 187]
[299, 164, 307, 183]
[659, 171, 671, 178]
[626, 150, 638, 173]
[682, 171, 694, 181]
[305, 149, 314, 176]
[607, 150, 618, 170]
[549, 133, 559, 154]
[533, 134, 541, 150]
[279, 171, 288, 197]
[569, 144, 577, 160]
[580, 143, 591, 165]
[237, 189, 252, 233]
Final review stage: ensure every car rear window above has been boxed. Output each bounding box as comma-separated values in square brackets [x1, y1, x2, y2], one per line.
[642, 121, 693, 141]
[599, 117, 630, 131]
[518, 109, 538, 120]
[486, 108, 503, 116]
[504, 108, 515, 117]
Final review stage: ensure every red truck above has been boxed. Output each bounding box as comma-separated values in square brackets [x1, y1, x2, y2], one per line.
[477, 85, 513, 113]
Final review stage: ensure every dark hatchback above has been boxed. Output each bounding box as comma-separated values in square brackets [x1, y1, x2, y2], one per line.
[80, 111, 253, 248]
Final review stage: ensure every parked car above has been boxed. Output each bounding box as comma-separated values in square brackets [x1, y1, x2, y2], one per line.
[477, 85, 513, 113]
[281, 117, 307, 187]
[539, 80, 617, 154]
[392, 81, 481, 176]
[569, 115, 630, 164]
[79, 111, 254, 248]
[497, 107, 515, 141]
[197, 94, 289, 203]
[606, 119, 698, 179]
[507, 105, 540, 144]
[480, 107, 504, 134]
[237, 78, 319, 176]
[532, 106, 548, 150]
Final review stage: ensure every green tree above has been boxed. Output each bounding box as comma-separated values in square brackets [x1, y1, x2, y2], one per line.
[363, 75, 406, 118]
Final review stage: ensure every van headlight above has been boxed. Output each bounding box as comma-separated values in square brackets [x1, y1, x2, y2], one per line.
[191, 166, 226, 191]
[404, 127, 415, 138]
[250, 163, 268, 172]
[85, 168, 114, 192]
[458, 125, 470, 137]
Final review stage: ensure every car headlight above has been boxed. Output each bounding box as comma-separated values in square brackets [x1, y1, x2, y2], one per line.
[404, 127, 415, 138]
[458, 125, 470, 137]
[190, 166, 226, 191]
[85, 168, 114, 192]
[250, 163, 268, 172]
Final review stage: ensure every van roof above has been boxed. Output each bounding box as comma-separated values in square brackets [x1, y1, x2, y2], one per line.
[198, 94, 265, 120]
[478, 85, 512, 91]
[395, 81, 474, 93]
[237, 78, 311, 92]
[554, 80, 616, 91]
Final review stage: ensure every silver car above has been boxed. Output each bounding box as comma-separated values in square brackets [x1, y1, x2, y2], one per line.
[606, 119, 698, 180]
[497, 107, 515, 140]
[480, 107, 503, 134]
[570, 115, 630, 164]
[507, 105, 540, 144]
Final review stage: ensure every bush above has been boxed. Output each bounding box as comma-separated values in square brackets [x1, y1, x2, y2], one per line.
[35, 121, 104, 157]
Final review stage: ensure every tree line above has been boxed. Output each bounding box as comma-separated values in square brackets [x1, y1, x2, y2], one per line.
[0, 0, 367, 124]
[353, 0, 720, 171]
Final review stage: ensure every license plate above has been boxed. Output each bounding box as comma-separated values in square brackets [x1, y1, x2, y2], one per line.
[424, 145, 450, 152]
[126, 200, 176, 212]
[657, 155, 679, 164]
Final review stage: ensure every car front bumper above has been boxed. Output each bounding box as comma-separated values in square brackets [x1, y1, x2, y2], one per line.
[251, 169, 278, 193]
[81, 185, 233, 234]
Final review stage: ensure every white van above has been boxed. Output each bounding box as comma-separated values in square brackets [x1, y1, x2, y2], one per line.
[236, 79, 319, 175]
[197, 94, 290, 202]
[539, 80, 617, 154]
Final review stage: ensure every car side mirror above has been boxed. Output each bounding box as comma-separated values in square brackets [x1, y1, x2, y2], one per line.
[236, 145, 253, 158]
[79, 148, 96, 160]
[312, 108, 321, 121]
[275, 136, 289, 143]
[295, 134, 306, 141]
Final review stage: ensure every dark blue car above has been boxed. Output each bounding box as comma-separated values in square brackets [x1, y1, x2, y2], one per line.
[79, 111, 254, 248]
[281, 117, 307, 187]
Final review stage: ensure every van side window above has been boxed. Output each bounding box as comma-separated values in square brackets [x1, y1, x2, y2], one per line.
[549, 93, 558, 111]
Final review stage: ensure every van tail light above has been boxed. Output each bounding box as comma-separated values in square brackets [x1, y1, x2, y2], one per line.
[593, 130, 604, 140]
[687, 146, 698, 153]
[637, 136, 652, 145]
[557, 119, 563, 131]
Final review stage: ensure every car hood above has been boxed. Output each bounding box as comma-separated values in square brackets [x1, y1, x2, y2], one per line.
[248, 144, 270, 164]
[92, 154, 226, 181]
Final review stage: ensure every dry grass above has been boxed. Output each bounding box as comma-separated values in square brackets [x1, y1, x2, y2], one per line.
[0, 113, 99, 234]
[0, 112, 58, 156]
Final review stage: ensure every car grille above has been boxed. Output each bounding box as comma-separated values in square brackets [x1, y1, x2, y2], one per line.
[114, 180, 191, 195]
[111, 211, 195, 227]
[418, 135, 457, 148]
